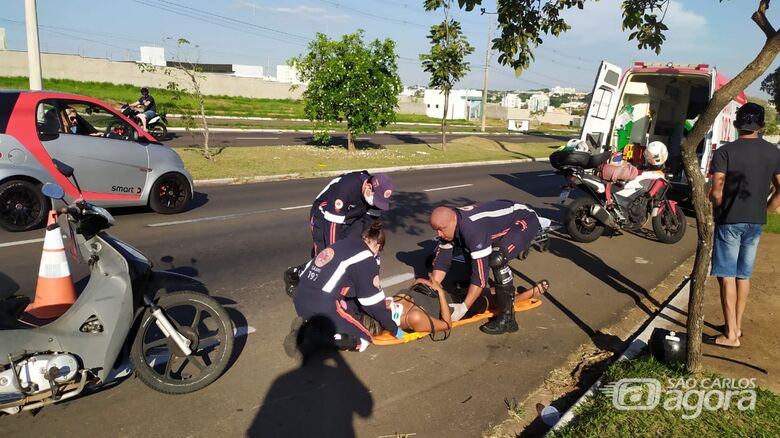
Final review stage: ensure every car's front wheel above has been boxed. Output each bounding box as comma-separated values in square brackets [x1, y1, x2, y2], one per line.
[149, 173, 192, 214]
[0, 180, 49, 232]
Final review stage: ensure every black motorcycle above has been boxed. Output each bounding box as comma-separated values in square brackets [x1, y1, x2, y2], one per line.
[120, 104, 168, 141]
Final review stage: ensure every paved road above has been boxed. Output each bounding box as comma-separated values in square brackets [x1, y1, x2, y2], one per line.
[165, 130, 570, 148]
[0, 162, 694, 437]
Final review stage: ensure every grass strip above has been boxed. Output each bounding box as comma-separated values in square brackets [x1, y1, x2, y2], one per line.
[550, 356, 780, 438]
[765, 212, 780, 234]
[176, 137, 561, 180]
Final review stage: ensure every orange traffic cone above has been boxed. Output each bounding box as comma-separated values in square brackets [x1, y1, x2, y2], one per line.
[25, 211, 77, 320]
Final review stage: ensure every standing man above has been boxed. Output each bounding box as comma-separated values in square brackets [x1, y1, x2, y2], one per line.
[429, 200, 542, 335]
[706, 102, 780, 348]
[284, 171, 395, 296]
[129, 87, 156, 132]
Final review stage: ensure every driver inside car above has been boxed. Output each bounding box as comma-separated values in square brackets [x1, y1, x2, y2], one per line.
[63, 108, 102, 137]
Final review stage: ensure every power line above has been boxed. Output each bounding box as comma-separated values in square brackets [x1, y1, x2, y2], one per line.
[317, 0, 430, 29]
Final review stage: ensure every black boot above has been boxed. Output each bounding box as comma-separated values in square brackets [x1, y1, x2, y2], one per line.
[283, 264, 305, 298]
[480, 283, 518, 334]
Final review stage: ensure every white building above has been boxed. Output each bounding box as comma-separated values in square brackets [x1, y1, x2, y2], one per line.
[551, 86, 577, 95]
[139, 46, 166, 67]
[232, 64, 264, 78]
[501, 93, 522, 108]
[424, 89, 483, 120]
[0, 28, 6, 51]
[276, 64, 303, 84]
[528, 94, 550, 112]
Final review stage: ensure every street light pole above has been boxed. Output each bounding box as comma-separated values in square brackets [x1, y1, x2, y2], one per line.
[479, 8, 497, 133]
[24, 0, 43, 90]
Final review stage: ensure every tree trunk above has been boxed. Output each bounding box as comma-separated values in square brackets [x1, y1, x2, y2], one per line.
[441, 90, 450, 151]
[347, 127, 355, 153]
[198, 90, 211, 160]
[683, 23, 780, 374]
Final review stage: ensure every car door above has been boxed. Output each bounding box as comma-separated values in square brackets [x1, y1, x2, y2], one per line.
[37, 99, 150, 199]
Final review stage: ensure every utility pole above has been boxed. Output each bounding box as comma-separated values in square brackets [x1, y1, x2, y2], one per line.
[24, 0, 43, 90]
[479, 8, 497, 132]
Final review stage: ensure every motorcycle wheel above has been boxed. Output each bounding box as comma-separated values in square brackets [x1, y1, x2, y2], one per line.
[565, 197, 605, 243]
[149, 124, 168, 141]
[652, 203, 687, 244]
[130, 291, 235, 394]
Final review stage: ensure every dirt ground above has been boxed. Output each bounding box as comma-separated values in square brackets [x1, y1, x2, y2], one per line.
[701, 232, 780, 392]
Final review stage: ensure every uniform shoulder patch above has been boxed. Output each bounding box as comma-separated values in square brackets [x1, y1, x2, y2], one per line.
[334, 199, 344, 212]
[314, 248, 335, 267]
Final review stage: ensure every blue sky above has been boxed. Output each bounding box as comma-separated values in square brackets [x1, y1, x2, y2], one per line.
[2, 0, 779, 97]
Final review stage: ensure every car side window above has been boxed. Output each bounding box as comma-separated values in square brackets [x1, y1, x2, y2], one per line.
[66, 101, 136, 142]
[36, 102, 61, 137]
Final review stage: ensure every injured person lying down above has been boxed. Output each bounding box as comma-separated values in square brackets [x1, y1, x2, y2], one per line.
[359, 277, 550, 339]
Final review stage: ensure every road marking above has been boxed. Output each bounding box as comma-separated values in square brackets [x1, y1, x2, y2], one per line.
[381, 272, 415, 288]
[234, 137, 280, 140]
[423, 183, 474, 192]
[538, 173, 556, 177]
[234, 325, 257, 337]
[280, 204, 310, 211]
[0, 237, 45, 248]
[147, 209, 276, 227]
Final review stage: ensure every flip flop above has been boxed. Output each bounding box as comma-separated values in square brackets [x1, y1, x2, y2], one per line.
[714, 324, 742, 338]
[702, 334, 739, 349]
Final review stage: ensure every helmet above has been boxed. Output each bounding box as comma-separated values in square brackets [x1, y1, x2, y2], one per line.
[644, 141, 668, 167]
[140, 87, 149, 94]
[567, 139, 589, 153]
[734, 102, 764, 131]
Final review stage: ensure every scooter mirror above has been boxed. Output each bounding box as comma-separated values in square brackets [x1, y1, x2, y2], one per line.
[52, 159, 74, 178]
[41, 182, 65, 200]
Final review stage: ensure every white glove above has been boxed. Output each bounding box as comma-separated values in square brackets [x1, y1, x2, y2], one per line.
[449, 302, 468, 321]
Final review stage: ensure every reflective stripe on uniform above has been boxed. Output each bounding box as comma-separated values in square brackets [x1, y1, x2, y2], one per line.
[471, 247, 492, 259]
[358, 291, 386, 306]
[322, 208, 347, 224]
[323, 250, 374, 293]
[314, 176, 341, 201]
[468, 203, 523, 221]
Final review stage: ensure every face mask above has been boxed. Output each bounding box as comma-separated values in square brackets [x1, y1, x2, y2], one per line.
[364, 189, 374, 206]
[70, 126, 77, 134]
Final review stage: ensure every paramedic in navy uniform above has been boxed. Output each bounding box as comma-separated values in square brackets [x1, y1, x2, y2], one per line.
[291, 222, 404, 352]
[284, 171, 395, 296]
[429, 200, 542, 335]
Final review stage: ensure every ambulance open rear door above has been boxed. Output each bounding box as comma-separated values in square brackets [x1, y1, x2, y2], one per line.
[579, 61, 622, 150]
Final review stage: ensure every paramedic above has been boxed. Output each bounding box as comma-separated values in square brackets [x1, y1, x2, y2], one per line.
[429, 200, 542, 335]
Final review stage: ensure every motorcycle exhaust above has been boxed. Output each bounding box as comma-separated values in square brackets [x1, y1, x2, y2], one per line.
[590, 204, 619, 229]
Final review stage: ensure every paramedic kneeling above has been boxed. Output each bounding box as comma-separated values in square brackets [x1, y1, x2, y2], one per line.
[291, 222, 403, 352]
[429, 200, 542, 335]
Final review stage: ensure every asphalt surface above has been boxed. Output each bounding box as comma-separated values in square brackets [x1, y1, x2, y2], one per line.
[165, 130, 569, 148]
[0, 162, 695, 437]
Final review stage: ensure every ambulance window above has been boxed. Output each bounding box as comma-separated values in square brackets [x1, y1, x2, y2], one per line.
[604, 70, 619, 87]
[591, 88, 613, 120]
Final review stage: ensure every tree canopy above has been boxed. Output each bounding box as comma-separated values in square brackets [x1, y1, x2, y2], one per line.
[291, 31, 403, 152]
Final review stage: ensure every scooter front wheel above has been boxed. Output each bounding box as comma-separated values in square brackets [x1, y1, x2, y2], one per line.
[130, 291, 234, 394]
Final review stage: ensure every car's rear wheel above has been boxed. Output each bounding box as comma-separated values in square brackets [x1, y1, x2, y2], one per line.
[150, 173, 192, 214]
[0, 180, 49, 232]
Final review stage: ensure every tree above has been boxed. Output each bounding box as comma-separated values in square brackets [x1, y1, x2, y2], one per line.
[760, 68, 780, 113]
[420, 0, 475, 150]
[443, 0, 780, 374]
[139, 38, 212, 160]
[291, 31, 403, 152]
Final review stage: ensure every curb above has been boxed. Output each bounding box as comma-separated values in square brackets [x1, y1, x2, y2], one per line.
[193, 157, 550, 187]
[168, 127, 529, 136]
[546, 275, 692, 434]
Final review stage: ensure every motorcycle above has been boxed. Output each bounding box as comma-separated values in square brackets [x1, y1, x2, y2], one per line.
[0, 160, 234, 415]
[120, 104, 168, 141]
[551, 150, 686, 244]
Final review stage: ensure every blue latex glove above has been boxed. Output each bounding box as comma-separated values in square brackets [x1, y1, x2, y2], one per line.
[394, 327, 405, 339]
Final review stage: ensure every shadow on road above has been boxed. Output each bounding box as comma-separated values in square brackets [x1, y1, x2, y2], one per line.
[0, 271, 20, 299]
[546, 236, 662, 316]
[490, 170, 566, 199]
[249, 317, 372, 437]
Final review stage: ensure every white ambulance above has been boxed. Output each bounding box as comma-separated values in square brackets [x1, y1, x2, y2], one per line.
[579, 61, 747, 183]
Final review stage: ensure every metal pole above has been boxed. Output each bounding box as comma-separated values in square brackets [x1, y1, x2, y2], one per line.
[480, 18, 492, 132]
[24, 0, 43, 90]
